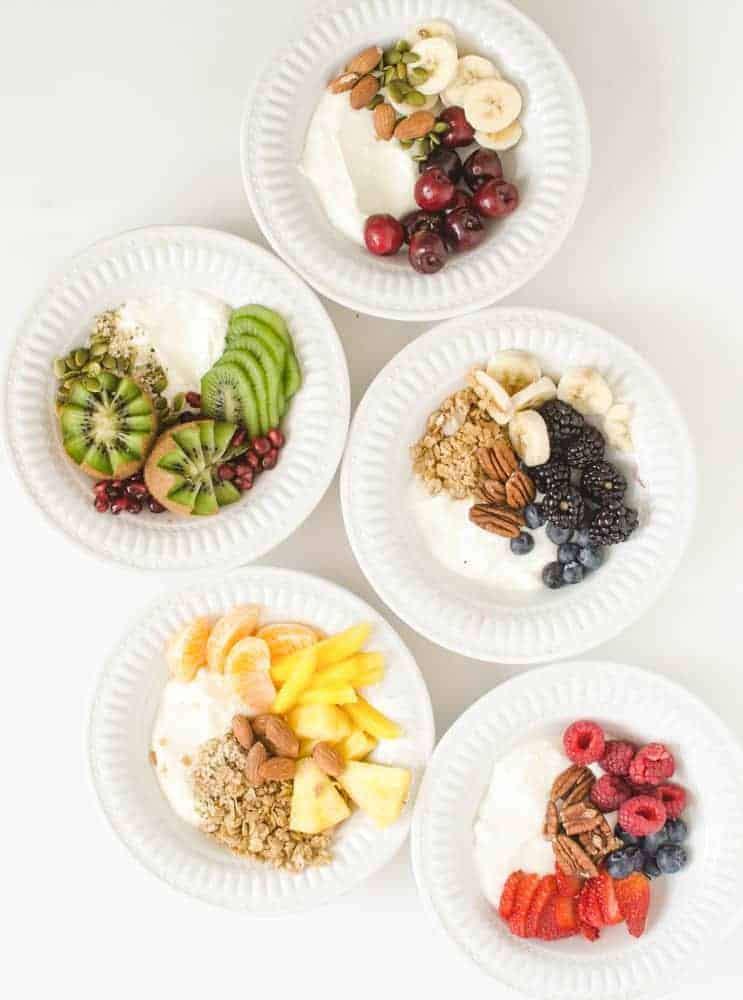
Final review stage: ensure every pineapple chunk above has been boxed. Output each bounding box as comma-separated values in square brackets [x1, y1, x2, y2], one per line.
[288, 704, 352, 743]
[271, 645, 318, 713]
[337, 761, 411, 828]
[339, 729, 378, 761]
[272, 622, 372, 684]
[298, 684, 358, 706]
[290, 759, 351, 833]
[344, 697, 401, 740]
[311, 657, 359, 688]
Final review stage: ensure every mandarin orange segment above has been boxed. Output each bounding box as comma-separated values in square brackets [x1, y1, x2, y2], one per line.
[256, 622, 320, 661]
[206, 604, 260, 673]
[229, 668, 276, 716]
[165, 616, 212, 682]
[224, 636, 271, 677]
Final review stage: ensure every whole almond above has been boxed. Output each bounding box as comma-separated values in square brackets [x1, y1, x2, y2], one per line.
[346, 45, 382, 76]
[245, 741, 268, 785]
[262, 716, 299, 758]
[231, 714, 254, 751]
[393, 111, 436, 141]
[374, 103, 396, 141]
[328, 71, 359, 94]
[350, 74, 380, 110]
[251, 714, 272, 738]
[312, 741, 345, 778]
[259, 756, 297, 782]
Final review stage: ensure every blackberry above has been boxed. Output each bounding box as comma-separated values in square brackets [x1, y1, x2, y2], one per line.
[542, 486, 584, 530]
[531, 459, 570, 494]
[539, 400, 585, 446]
[563, 425, 605, 469]
[588, 500, 639, 546]
[582, 461, 627, 503]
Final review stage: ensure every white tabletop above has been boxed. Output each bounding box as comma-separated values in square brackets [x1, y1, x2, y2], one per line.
[2, 1, 741, 997]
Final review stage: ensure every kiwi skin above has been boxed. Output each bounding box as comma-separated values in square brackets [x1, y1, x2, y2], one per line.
[144, 419, 221, 518]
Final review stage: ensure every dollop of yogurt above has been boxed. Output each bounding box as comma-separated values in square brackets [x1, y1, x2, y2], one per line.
[301, 91, 418, 244]
[151, 668, 249, 826]
[116, 289, 229, 400]
[474, 739, 567, 906]
[408, 479, 554, 592]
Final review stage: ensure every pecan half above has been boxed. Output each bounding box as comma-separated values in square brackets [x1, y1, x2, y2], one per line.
[552, 834, 598, 878]
[476, 478, 506, 504]
[550, 764, 595, 805]
[543, 800, 559, 840]
[578, 815, 624, 862]
[505, 469, 536, 509]
[559, 801, 603, 836]
[476, 442, 518, 482]
[469, 503, 525, 538]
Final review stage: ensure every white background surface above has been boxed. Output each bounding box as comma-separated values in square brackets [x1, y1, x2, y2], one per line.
[1, 2, 741, 998]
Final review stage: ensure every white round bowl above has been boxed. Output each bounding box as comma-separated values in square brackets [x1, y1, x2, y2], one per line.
[341, 308, 696, 663]
[241, 0, 590, 321]
[411, 661, 743, 999]
[88, 567, 435, 914]
[3, 226, 350, 571]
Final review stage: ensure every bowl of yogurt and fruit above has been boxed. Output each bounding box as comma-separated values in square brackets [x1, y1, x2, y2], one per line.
[242, 1, 589, 320]
[4, 227, 350, 570]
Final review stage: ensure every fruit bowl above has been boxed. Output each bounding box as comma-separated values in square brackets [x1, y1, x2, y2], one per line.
[240, 0, 589, 321]
[3, 226, 350, 571]
[341, 308, 696, 663]
[411, 661, 743, 999]
[88, 567, 435, 913]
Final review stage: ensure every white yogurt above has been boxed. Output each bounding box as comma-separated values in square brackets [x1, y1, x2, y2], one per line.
[408, 479, 554, 592]
[301, 91, 418, 244]
[474, 739, 567, 907]
[116, 289, 229, 401]
[151, 668, 249, 826]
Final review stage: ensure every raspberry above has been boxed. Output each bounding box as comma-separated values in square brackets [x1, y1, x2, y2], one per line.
[628, 743, 675, 786]
[599, 740, 636, 776]
[618, 795, 667, 837]
[563, 720, 605, 765]
[589, 774, 632, 812]
[654, 783, 687, 819]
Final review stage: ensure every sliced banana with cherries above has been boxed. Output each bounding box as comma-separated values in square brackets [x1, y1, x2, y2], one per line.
[464, 78, 522, 133]
[442, 55, 500, 106]
[406, 19, 457, 48]
[476, 120, 523, 151]
[411, 36, 459, 96]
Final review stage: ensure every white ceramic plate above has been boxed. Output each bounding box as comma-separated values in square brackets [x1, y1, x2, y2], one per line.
[411, 661, 743, 999]
[341, 308, 696, 663]
[241, 0, 590, 321]
[3, 226, 350, 571]
[88, 567, 435, 914]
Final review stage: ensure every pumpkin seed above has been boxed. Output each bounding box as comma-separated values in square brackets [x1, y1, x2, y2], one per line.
[396, 62, 407, 81]
[399, 139, 415, 150]
[429, 133, 440, 146]
[83, 377, 101, 392]
[409, 66, 430, 85]
[385, 49, 402, 65]
[395, 39, 410, 52]
[84, 361, 102, 375]
[433, 121, 450, 133]
[65, 352, 79, 370]
[119, 357, 132, 373]
[53, 359, 68, 379]
[402, 52, 420, 64]
[388, 79, 405, 102]
[90, 341, 108, 358]
[171, 392, 185, 412]
[102, 353, 117, 370]
[368, 93, 384, 109]
[412, 153, 428, 162]
[384, 66, 396, 87]
[404, 90, 426, 107]
[74, 347, 89, 367]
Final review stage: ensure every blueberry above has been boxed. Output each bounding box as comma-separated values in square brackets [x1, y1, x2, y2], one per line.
[615, 823, 641, 847]
[542, 561, 565, 589]
[656, 843, 688, 874]
[546, 523, 572, 545]
[510, 531, 535, 555]
[643, 855, 662, 879]
[664, 818, 688, 844]
[572, 527, 591, 547]
[605, 845, 644, 880]
[557, 542, 580, 564]
[578, 546, 604, 571]
[642, 827, 670, 856]
[562, 561, 584, 585]
[524, 503, 545, 529]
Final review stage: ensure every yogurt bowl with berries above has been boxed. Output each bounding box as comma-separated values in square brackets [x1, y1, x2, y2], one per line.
[241, 0, 590, 320]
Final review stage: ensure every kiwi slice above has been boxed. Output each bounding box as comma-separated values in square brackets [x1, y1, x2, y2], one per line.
[216, 351, 271, 434]
[201, 362, 260, 438]
[230, 305, 302, 399]
[58, 372, 156, 479]
[144, 418, 241, 517]
[221, 341, 281, 429]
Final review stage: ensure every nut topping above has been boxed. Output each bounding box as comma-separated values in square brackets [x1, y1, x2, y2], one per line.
[245, 741, 268, 785]
[394, 110, 437, 141]
[476, 441, 519, 482]
[350, 74, 380, 110]
[505, 469, 536, 509]
[312, 741, 345, 778]
[559, 801, 603, 836]
[550, 764, 595, 805]
[258, 756, 297, 782]
[328, 71, 360, 94]
[476, 478, 506, 504]
[552, 834, 598, 878]
[578, 815, 624, 862]
[346, 45, 383, 76]
[373, 102, 396, 141]
[469, 503, 525, 538]
[261, 716, 299, 758]
[543, 800, 559, 840]
[231, 714, 254, 751]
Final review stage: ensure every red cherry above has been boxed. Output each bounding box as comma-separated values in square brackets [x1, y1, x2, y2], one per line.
[438, 106, 475, 149]
[472, 179, 520, 218]
[414, 168, 456, 212]
[444, 190, 475, 215]
[444, 207, 486, 252]
[408, 231, 447, 274]
[463, 148, 503, 189]
[364, 214, 405, 256]
[418, 148, 463, 183]
[400, 209, 444, 244]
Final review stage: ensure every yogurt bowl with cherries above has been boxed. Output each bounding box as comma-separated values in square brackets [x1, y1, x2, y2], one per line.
[241, 0, 589, 321]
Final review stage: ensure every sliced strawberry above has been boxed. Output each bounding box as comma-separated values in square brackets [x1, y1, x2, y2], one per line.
[525, 875, 557, 937]
[614, 872, 650, 938]
[596, 869, 624, 926]
[580, 920, 600, 942]
[538, 894, 580, 940]
[498, 870, 523, 920]
[555, 862, 582, 898]
[509, 873, 540, 937]
[577, 877, 604, 930]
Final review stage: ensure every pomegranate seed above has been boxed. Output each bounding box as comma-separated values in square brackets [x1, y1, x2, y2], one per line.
[130, 472, 144, 483]
[94, 497, 109, 513]
[238, 478, 253, 491]
[262, 448, 278, 470]
[148, 499, 166, 513]
[267, 428, 285, 449]
[231, 428, 247, 448]
[110, 498, 129, 515]
[185, 391, 201, 408]
[126, 481, 147, 497]
[218, 463, 235, 481]
[245, 452, 260, 470]
[110, 479, 123, 491]
[252, 436, 271, 456]
[235, 463, 251, 477]
[128, 501, 142, 514]
[94, 480, 109, 495]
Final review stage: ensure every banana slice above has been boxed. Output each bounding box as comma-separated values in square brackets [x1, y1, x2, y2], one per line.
[604, 402, 634, 452]
[510, 376, 557, 412]
[475, 120, 523, 151]
[406, 19, 457, 48]
[383, 87, 439, 116]
[557, 368, 614, 416]
[442, 55, 500, 107]
[411, 37, 459, 96]
[508, 410, 551, 467]
[486, 349, 541, 395]
[464, 78, 522, 133]
[472, 369, 513, 425]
